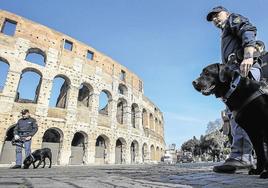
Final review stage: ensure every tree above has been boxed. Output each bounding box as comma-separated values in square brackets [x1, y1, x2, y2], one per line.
[181, 138, 199, 153]
[205, 119, 222, 135]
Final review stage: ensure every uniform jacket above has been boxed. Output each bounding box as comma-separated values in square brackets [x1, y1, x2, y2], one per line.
[13, 117, 38, 137]
[221, 13, 257, 66]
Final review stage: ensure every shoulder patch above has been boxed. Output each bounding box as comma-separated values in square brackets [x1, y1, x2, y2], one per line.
[233, 16, 241, 24]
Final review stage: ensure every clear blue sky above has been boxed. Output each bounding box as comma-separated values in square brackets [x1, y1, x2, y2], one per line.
[1, 0, 268, 148]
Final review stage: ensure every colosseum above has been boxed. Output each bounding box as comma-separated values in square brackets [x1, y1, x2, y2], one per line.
[0, 10, 165, 165]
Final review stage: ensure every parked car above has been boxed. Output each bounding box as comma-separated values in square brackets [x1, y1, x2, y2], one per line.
[163, 154, 175, 164]
[177, 153, 195, 163]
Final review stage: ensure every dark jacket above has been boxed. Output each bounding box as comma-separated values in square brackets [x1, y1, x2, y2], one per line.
[13, 117, 38, 137]
[221, 13, 257, 65]
[260, 52, 268, 78]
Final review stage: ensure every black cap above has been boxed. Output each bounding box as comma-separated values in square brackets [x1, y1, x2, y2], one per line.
[207, 6, 228, 21]
[21, 109, 29, 114]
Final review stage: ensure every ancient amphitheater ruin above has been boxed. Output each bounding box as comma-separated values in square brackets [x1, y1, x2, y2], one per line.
[0, 10, 165, 165]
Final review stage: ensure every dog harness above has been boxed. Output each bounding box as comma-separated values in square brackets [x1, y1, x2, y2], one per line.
[222, 74, 268, 118]
[222, 75, 241, 102]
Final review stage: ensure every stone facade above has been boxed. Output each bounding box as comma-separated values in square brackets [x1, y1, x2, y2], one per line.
[0, 10, 165, 165]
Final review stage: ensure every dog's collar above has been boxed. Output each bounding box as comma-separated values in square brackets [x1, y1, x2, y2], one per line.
[222, 75, 241, 102]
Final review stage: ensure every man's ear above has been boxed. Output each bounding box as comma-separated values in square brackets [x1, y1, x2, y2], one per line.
[219, 64, 227, 82]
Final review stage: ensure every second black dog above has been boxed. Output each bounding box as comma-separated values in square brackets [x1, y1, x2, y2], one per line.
[23, 148, 52, 169]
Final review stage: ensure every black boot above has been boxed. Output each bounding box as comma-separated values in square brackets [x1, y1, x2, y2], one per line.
[10, 165, 21, 169]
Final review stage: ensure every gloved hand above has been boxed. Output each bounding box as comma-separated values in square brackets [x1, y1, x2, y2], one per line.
[14, 135, 20, 140]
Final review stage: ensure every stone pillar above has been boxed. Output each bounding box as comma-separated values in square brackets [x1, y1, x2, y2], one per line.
[66, 85, 79, 121]
[87, 135, 96, 164]
[0, 68, 21, 113]
[110, 99, 118, 129]
[136, 141, 143, 163]
[89, 92, 100, 128]
[35, 78, 53, 117]
[59, 138, 72, 165]
[125, 142, 131, 164]
[109, 141, 115, 164]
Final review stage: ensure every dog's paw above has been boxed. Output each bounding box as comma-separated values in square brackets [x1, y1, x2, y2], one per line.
[248, 168, 263, 175]
[260, 171, 268, 179]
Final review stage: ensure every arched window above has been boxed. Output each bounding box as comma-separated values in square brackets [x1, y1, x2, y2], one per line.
[149, 113, 154, 130]
[142, 109, 148, 128]
[77, 83, 93, 109]
[131, 103, 139, 128]
[25, 48, 46, 66]
[49, 75, 70, 108]
[0, 57, 9, 92]
[15, 69, 42, 103]
[98, 90, 112, 115]
[118, 84, 127, 95]
[117, 98, 127, 124]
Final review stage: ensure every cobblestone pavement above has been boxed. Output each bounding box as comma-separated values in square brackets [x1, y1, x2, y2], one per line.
[0, 162, 267, 188]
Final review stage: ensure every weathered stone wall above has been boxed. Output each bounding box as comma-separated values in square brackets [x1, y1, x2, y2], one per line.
[0, 10, 165, 165]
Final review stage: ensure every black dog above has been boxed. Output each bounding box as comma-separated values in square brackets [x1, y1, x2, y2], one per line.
[23, 148, 52, 169]
[192, 63, 268, 178]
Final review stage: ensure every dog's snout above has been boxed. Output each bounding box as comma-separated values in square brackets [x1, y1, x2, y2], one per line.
[192, 80, 198, 86]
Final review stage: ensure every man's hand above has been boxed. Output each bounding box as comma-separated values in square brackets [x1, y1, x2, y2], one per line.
[240, 57, 253, 77]
[14, 135, 20, 140]
[25, 136, 32, 141]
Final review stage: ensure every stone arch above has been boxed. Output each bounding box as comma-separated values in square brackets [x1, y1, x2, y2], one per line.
[115, 137, 127, 164]
[49, 75, 71, 109]
[131, 103, 139, 128]
[95, 134, 110, 164]
[149, 113, 154, 130]
[156, 146, 160, 161]
[0, 125, 16, 164]
[150, 144, 155, 161]
[77, 82, 94, 109]
[15, 68, 42, 103]
[98, 89, 112, 115]
[116, 98, 127, 124]
[42, 128, 63, 165]
[142, 143, 149, 163]
[155, 118, 158, 133]
[0, 57, 10, 92]
[70, 131, 88, 165]
[142, 108, 148, 128]
[130, 140, 139, 164]
[25, 47, 46, 66]
[159, 120, 162, 134]
[118, 83, 128, 95]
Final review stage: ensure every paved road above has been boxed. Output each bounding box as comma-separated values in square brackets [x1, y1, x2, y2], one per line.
[0, 163, 267, 188]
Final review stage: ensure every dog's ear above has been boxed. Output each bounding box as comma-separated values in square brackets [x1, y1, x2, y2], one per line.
[219, 64, 228, 82]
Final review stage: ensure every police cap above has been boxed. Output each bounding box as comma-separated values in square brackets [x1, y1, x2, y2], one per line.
[207, 6, 228, 21]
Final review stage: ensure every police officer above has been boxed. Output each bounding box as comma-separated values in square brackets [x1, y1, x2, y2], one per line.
[207, 6, 260, 173]
[10, 109, 38, 169]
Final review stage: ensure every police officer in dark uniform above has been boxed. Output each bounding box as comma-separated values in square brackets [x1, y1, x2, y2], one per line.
[10, 109, 38, 169]
[207, 6, 260, 173]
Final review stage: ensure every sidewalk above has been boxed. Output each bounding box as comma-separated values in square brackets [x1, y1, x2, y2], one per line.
[0, 163, 267, 188]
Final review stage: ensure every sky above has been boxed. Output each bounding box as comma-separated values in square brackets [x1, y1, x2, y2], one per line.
[1, 0, 268, 148]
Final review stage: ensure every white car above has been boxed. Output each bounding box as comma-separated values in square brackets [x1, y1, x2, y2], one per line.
[163, 155, 175, 164]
